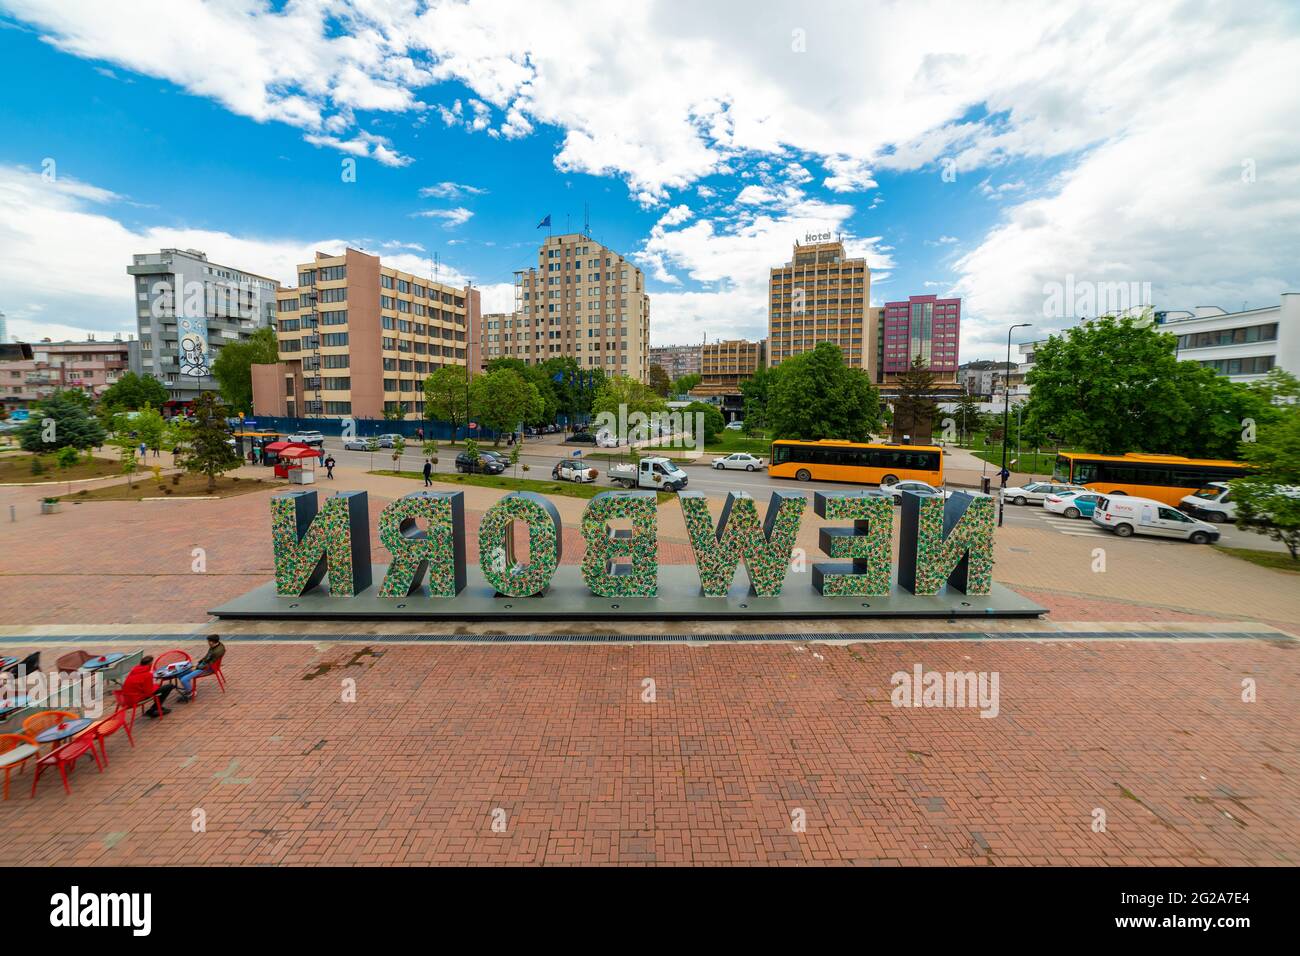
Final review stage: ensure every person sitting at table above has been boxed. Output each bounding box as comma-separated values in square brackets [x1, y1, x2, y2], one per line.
[176, 636, 225, 703]
[122, 655, 174, 718]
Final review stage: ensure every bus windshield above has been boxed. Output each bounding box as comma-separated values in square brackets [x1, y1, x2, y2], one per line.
[1052, 456, 1071, 483]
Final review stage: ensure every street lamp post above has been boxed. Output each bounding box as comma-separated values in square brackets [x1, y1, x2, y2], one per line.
[999, 323, 1032, 527]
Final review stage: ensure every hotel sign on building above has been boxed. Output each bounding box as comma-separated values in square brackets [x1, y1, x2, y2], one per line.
[767, 239, 871, 373]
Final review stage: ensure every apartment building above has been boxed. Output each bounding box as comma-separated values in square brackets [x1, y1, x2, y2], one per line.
[509, 233, 651, 382]
[1, 337, 132, 412]
[696, 339, 766, 392]
[649, 344, 702, 380]
[881, 295, 961, 382]
[767, 237, 871, 373]
[126, 248, 279, 408]
[253, 248, 480, 420]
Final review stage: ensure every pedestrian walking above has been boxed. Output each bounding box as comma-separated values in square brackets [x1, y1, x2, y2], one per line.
[423, 458, 433, 487]
[324, 455, 336, 479]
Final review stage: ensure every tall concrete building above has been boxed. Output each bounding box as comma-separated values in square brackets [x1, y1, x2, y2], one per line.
[649, 344, 702, 380]
[767, 237, 871, 373]
[881, 294, 962, 382]
[512, 233, 650, 382]
[127, 248, 279, 410]
[253, 248, 480, 420]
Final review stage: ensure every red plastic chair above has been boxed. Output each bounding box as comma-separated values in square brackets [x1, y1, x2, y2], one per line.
[31, 736, 104, 796]
[113, 687, 164, 724]
[91, 709, 134, 765]
[188, 655, 227, 700]
[0, 733, 39, 800]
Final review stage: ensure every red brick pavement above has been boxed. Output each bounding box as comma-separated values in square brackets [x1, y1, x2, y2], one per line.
[0, 638, 1294, 866]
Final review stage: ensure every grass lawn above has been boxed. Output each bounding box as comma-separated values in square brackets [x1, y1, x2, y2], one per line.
[372, 469, 676, 503]
[969, 447, 1059, 476]
[1212, 546, 1300, 573]
[58, 473, 277, 502]
[0, 452, 126, 484]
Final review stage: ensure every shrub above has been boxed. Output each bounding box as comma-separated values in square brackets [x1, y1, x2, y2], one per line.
[30, 456, 45, 475]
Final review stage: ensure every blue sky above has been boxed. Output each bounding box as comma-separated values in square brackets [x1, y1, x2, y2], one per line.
[1, 1, 1297, 361]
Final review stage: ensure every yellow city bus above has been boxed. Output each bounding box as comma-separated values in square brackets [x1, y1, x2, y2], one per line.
[1052, 451, 1252, 507]
[769, 439, 944, 486]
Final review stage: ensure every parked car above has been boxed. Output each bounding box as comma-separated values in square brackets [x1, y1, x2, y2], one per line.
[342, 437, 371, 451]
[879, 479, 950, 505]
[568, 432, 599, 445]
[1091, 495, 1220, 543]
[609, 457, 689, 491]
[712, 452, 765, 472]
[375, 433, 404, 448]
[287, 430, 325, 447]
[552, 459, 599, 483]
[455, 451, 506, 475]
[1180, 480, 1300, 522]
[1043, 490, 1104, 519]
[724, 420, 745, 431]
[595, 431, 620, 448]
[1000, 481, 1085, 506]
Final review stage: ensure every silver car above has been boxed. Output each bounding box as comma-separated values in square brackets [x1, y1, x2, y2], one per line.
[879, 480, 951, 505]
[711, 452, 765, 471]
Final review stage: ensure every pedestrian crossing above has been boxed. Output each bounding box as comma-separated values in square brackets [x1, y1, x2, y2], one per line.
[1028, 507, 1110, 538]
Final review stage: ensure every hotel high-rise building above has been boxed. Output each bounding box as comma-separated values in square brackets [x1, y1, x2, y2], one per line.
[254, 248, 480, 420]
[127, 248, 279, 409]
[511, 233, 650, 382]
[767, 237, 871, 373]
[881, 294, 961, 381]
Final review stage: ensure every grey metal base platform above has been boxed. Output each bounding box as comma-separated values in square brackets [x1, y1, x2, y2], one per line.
[211, 565, 1047, 621]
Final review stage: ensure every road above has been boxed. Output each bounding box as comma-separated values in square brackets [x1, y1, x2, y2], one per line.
[314, 435, 1286, 552]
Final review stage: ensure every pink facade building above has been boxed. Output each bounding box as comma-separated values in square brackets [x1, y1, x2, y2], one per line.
[881, 295, 961, 380]
[0, 339, 131, 411]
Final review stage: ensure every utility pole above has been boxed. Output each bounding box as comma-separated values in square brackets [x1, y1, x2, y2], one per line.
[999, 323, 1032, 526]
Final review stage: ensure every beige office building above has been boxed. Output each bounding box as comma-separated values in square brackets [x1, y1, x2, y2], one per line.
[253, 248, 480, 420]
[505, 233, 651, 382]
[767, 238, 872, 376]
[694, 338, 766, 395]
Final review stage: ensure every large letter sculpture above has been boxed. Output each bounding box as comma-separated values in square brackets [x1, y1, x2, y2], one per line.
[812, 491, 893, 596]
[271, 490, 372, 596]
[478, 491, 563, 597]
[581, 491, 658, 597]
[897, 490, 995, 595]
[377, 491, 466, 597]
[679, 490, 805, 596]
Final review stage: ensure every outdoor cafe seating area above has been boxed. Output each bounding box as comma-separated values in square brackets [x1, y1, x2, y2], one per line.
[0, 647, 227, 800]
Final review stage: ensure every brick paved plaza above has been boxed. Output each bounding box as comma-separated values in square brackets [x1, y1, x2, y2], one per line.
[1, 466, 1297, 865]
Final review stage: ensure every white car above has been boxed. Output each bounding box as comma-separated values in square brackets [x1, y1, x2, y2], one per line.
[288, 430, 325, 447]
[879, 480, 950, 504]
[1092, 495, 1220, 544]
[342, 437, 371, 451]
[712, 452, 765, 471]
[595, 431, 620, 448]
[1043, 490, 1104, 519]
[724, 421, 745, 431]
[552, 459, 599, 482]
[1000, 481, 1085, 506]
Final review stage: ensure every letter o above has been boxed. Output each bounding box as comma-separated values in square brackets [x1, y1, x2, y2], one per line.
[478, 492, 563, 597]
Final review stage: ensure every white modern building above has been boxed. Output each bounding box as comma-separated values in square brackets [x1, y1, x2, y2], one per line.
[1160, 294, 1298, 381]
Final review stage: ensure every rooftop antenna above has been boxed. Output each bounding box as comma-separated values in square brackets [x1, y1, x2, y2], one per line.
[432, 252, 440, 284]
[583, 203, 590, 237]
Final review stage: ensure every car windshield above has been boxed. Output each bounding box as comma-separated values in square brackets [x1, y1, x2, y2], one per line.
[1192, 486, 1223, 500]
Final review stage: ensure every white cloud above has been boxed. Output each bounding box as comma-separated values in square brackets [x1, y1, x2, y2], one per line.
[419, 182, 488, 199]
[409, 207, 474, 228]
[0, 164, 490, 341]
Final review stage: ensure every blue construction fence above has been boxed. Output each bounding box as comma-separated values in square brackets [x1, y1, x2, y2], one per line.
[237, 416, 504, 443]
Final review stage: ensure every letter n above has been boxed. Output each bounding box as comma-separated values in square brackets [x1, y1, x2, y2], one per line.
[812, 491, 892, 595]
[897, 491, 994, 595]
[271, 490, 372, 596]
[679, 490, 805, 596]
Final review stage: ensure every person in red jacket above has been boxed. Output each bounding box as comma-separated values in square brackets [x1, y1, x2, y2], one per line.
[122, 655, 175, 718]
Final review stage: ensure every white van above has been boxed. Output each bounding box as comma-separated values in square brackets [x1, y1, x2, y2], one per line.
[1091, 495, 1220, 544]
[1179, 482, 1236, 522]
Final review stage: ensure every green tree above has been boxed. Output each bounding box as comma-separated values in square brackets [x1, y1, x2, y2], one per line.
[18, 391, 107, 452]
[382, 404, 404, 421]
[766, 343, 882, 442]
[486, 357, 557, 426]
[682, 401, 725, 443]
[739, 365, 776, 435]
[1233, 404, 1300, 561]
[210, 327, 278, 414]
[539, 356, 602, 421]
[423, 365, 474, 434]
[99, 371, 169, 413]
[950, 396, 982, 444]
[174, 392, 242, 492]
[390, 435, 406, 470]
[891, 355, 939, 443]
[649, 364, 672, 397]
[472, 368, 544, 445]
[672, 373, 701, 395]
[1244, 367, 1300, 406]
[592, 375, 668, 424]
[133, 406, 167, 457]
